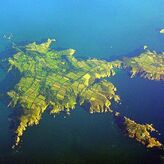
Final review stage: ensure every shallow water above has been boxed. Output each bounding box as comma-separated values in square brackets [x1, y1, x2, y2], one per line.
[0, 0, 164, 163]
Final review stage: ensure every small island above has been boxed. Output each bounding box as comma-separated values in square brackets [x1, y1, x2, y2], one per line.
[124, 117, 162, 148]
[160, 28, 164, 34]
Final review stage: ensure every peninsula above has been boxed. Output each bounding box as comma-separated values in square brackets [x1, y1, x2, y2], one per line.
[123, 50, 164, 80]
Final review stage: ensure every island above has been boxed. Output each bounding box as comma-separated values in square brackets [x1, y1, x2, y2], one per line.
[8, 39, 121, 146]
[113, 112, 162, 148]
[124, 117, 162, 148]
[3, 38, 163, 149]
[160, 28, 164, 34]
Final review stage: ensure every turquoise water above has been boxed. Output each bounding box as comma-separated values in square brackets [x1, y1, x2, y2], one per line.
[0, 0, 164, 163]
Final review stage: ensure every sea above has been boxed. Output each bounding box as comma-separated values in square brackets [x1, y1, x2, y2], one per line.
[0, 0, 164, 163]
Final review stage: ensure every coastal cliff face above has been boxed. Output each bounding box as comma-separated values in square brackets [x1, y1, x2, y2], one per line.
[3, 39, 164, 149]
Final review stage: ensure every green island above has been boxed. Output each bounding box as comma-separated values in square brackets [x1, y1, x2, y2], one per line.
[4, 38, 163, 149]
[8, 39, 121, 146]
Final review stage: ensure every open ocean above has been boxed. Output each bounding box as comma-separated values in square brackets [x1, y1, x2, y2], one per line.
[0, 0, 164, 163]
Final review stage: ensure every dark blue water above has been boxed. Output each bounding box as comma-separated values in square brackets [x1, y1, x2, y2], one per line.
[0, 0, 164, 163]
